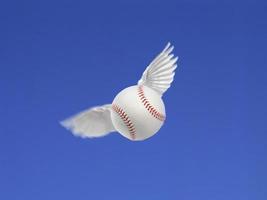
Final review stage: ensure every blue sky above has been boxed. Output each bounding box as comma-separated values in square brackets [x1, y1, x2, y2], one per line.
[1, 0, 267, 199]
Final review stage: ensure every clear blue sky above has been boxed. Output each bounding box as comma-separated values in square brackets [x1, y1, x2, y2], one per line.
[1, 0, 266, 199]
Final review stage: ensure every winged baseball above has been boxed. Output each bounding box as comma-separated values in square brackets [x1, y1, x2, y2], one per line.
[60, 42, 178, 141]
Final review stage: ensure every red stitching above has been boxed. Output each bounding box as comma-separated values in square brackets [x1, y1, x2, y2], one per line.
[137, 86, 166, 122]
[112, 104, 136, 140]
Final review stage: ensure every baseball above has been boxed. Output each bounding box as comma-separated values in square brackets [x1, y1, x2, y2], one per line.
[111, 85, 165, 141]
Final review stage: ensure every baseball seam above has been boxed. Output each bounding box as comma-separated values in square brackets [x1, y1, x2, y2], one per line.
[112, 104, 136, 140]
[137, 85, 166, 121]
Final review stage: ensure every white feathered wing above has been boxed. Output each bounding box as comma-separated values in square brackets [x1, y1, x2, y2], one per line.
[60, 104, 115, 138]
[138, 42, 178, 96]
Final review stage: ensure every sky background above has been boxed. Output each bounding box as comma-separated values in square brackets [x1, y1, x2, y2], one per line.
[1, 0, 267, 199]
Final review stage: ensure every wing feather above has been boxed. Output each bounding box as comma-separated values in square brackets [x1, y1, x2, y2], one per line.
[138, 43, 178, 95]
[60, 104, 115, 138]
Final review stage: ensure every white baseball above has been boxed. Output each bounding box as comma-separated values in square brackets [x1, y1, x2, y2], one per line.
[60, 43, 178, 141]
[111, 85, 165, 141]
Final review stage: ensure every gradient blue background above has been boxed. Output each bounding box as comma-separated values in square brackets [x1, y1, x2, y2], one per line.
[1, 0, 267, 199]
